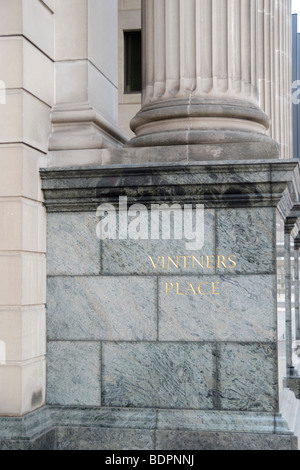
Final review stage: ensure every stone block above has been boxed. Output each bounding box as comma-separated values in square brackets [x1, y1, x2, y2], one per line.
[0, 253, 46, 306]
[47, 149, 103, 168]
[55, 60, 88, 105]
[102, 342, 215, 409]
[0, 306, 46, 362]
[0, 428, 56, 450]
[218, 342, 278, 412]
[46, 341, 101, 406]
[47, 276, 157, 341]
[158, 274, 277, 342]
[0, 0, 22, 35]
[0, 145, 47, 201]
[55, 60, 118, 124]
[0, 37, 54, 106]
[155, 429, 297, 450]
[88, 0, 118, 86]
[0, 90, 51, 153]
[55, 0, 88, 60]
[47, 212, 100, 275]
[216, 207, 276, 274]
[23, 38, 54, 106]
[0, 198, 46, 252]
[0, 358, 45, 416]
[22, 0, 54, 59]
[0, 0, 54, 59]
[56, 426, 154, 450]
[88, 61, 118, 124]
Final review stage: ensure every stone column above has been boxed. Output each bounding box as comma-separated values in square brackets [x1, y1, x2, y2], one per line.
[129, 0, 280, 160]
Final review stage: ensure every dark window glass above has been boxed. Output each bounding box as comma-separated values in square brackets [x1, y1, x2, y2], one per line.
[124, 30, 142, 93]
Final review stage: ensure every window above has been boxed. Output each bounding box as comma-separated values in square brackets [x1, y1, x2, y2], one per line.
[124, 30, 142, 93]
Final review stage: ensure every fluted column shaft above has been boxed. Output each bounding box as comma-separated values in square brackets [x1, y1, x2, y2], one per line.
[257, 0, 292, 158]
[142, 0, 261, 104]
[129, 0, 288, 159]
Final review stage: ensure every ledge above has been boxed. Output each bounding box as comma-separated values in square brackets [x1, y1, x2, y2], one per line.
[40, 158, 300, 214]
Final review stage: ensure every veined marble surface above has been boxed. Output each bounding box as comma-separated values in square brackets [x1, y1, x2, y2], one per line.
[47, 341, 101, 406]
[47, 212, 100, 275]
[102, 342, 215, 409]
[159, 274, 277, 342]
[47, 276, 157, 341]
[216, 207, 275, 274]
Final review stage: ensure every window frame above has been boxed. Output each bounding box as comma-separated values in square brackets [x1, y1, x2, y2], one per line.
[123, 29, 142, 95]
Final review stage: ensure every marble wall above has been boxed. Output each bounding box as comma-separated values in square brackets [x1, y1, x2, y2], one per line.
[46, 201, 279, 415]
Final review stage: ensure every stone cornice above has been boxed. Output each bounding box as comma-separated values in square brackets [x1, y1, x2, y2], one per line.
[40, 159, 300, 213]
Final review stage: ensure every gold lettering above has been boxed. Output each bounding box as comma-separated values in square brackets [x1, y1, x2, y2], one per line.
[212, 282, 220, 295]
[168, 256, 179, 269]
[176, 282, 185, 295]
[179, 256, 191, 268]
[166, 282, 174, 295]
[185, 283, 197, 295]
[217, 255, 227, 269]
[165, 280, 223, 296]
[162, 256, 166, 269]
[192, 256, 204, 268]
[198, 282, 209, 295]
[149, 256, 161, 269]
[228, 255, 237, 268]
[206, 256, 215, 269]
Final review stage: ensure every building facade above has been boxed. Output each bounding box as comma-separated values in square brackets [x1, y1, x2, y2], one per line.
[0, 0, 300, 450]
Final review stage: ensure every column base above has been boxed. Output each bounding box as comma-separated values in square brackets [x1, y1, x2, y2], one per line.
[128, 98, 279, 160]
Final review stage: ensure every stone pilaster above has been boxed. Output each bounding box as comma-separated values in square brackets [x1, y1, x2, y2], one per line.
[48, 0, 127, 167]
